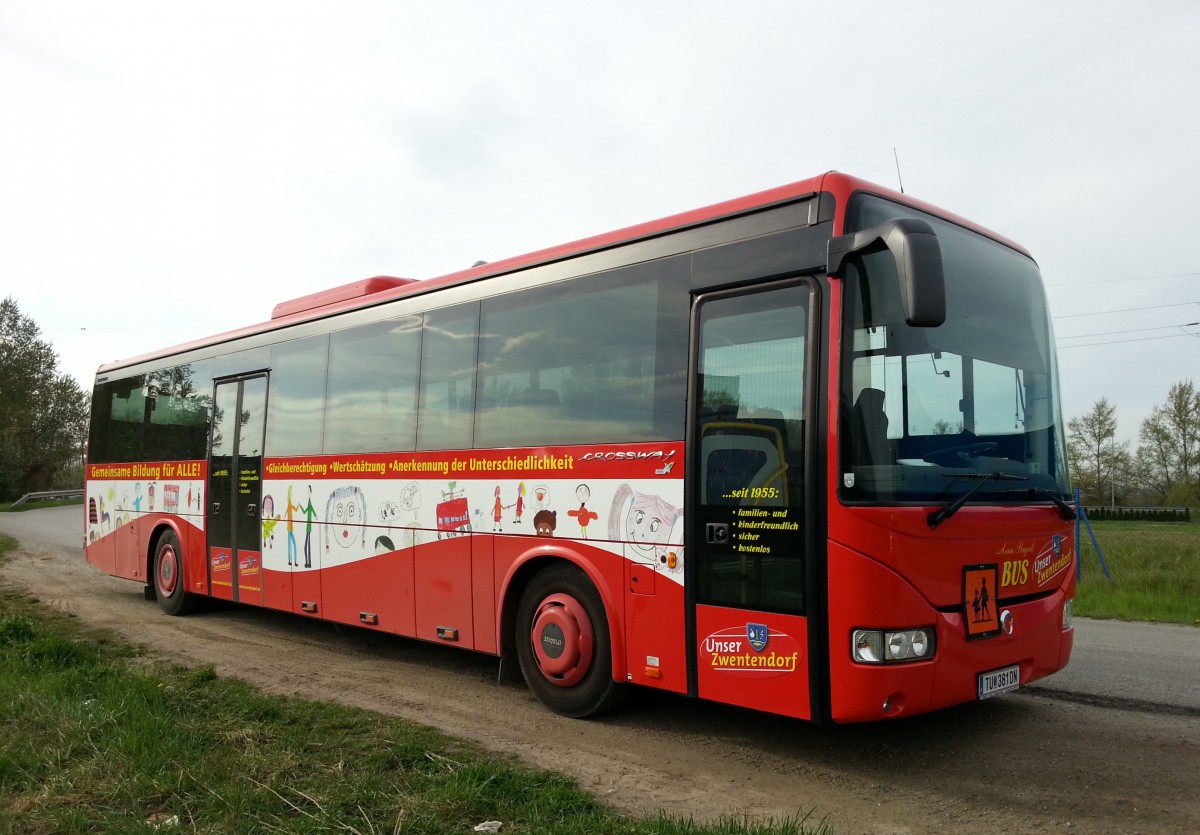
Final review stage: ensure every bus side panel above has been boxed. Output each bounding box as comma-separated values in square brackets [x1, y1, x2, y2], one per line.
[414, 536, 475, 647]
[472, 535, 497, 653]
[112, 518, 141, 581]
[85, 535, 116, 577]
[624, 563, 688, 694]
[695, 605, 810, 720]
[83, 500, 116, 575]
[291, 562, 322, 617]
[182, 520, 209, 596]
[321, 547, 416, 636]
[261, 564, 293, 612]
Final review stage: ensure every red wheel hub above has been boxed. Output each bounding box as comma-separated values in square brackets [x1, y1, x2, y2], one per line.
[157, 545, 179, 595]
[529, 593, 594, 687]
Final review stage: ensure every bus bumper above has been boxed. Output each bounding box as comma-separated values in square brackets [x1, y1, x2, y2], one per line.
[827, 548, 1073, 723]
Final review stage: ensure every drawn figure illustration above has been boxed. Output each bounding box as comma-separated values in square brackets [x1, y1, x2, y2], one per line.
[531, 483, 551, 512]
[163, 484, 180, 514]
[379, 500, 400, 526]
[534, 509, 557, 537]
[436, 481, 472, 539]
[512, 482, 526, 524]
[608, 484, 684, 573]
[378, 502, 402, 553]
[148, 482, 156, 512]
[285, 485, 302, 566]
[491, 485, 512, 531]
[567, 483, 599, 538]
[396, 481, 421, 546]
[324, 485, 365, 554]
[87, 497, 99, 543]
[132, 482, 144, 513]
[260, 494, 279, 548]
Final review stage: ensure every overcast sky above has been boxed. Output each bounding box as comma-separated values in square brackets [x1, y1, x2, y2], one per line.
[3, 1, 1198, 446]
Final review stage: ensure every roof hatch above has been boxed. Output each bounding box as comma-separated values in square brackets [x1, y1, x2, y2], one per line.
[271, 276, 416, 319]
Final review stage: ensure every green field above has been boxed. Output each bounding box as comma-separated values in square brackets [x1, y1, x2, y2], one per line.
[0, 498, 84, 513]
[1074, 520, 1200, 624]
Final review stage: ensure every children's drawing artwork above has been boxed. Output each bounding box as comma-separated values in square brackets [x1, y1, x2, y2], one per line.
[608, 484, 684, 573]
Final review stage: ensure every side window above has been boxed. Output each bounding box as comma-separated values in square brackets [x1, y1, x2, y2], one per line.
[88, 363, 212, 464]
[265, 335, 329, 456]
[417, 305, 479, 451]
[145, 362, 212, 460]
[475, 262, 688, 447]
[88, 375, 149, 464]
[325, 316, 421, 454]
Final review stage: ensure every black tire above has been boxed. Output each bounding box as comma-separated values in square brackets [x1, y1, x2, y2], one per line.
[515, 564, 626, 718]
[153, 530, 197, 616]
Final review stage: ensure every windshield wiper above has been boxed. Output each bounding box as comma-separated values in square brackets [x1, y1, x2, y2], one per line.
[927, 471, 1028, 528]
[996, 487, 1077, 521]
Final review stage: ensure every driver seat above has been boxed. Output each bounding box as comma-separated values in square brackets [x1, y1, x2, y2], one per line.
[852, 387, 891, 466]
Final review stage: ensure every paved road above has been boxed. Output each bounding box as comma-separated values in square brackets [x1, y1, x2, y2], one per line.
[1, 506, 1196, 713]
[1030, 616, 1200, 713]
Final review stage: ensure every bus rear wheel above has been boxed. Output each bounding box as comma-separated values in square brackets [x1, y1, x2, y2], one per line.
[153, 530, 197, 616]
[515, 564, 626, 718]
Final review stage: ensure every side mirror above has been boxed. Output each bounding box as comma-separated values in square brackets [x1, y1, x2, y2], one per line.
[828, 218, 946, 327]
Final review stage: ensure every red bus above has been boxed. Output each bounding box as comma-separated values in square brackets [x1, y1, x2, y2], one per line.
[84, 172, 1075, 722]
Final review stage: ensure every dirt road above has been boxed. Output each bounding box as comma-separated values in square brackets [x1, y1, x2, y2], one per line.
[3, 507, 1197, 834]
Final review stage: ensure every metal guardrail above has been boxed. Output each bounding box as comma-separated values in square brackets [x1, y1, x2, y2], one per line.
[10, 489, 85, 508]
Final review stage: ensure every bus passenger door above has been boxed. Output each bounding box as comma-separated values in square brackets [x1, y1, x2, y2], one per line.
[689, 280, 815, 720]
[207, 375, 267, 604]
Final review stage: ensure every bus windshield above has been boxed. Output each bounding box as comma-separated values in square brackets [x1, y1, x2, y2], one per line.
[839, 194, 1070, 505]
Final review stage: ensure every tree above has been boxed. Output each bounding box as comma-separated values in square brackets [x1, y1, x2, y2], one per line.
[1067, 397, 1129, 506]
[0, 297, 91, 501]
[1136, 381, 1200, 507]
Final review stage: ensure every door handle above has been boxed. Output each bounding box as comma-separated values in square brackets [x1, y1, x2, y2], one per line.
[247, 503, 257, 517]
[211, 502, 221, 515]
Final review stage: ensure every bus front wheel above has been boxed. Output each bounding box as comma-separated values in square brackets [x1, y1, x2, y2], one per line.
[153, 530, 197, 616]
[515, 564, 626, 718]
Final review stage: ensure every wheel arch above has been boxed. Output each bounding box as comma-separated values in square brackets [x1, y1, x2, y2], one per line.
[145, 519, 188, 590]
[497, 544, 627, 683]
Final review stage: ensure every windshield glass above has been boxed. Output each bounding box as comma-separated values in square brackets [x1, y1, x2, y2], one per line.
[839, 194, 1070, 504]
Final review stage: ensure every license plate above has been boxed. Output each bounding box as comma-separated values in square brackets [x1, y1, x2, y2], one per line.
[978, 664, 1020, 700]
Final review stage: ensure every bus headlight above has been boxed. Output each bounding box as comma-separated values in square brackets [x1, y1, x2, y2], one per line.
[852, 628, 936, 664]
[1062, 598, 1074, 630]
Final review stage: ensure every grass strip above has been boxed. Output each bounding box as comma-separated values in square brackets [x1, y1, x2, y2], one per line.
[1075, 521, 1200, 623]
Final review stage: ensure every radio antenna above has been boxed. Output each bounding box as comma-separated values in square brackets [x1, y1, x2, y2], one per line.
[893, 147, 905, 193]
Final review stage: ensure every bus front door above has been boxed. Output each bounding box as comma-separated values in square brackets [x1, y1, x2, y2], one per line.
[689, 280, 815, 720]
[207, 375, 267, 605]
